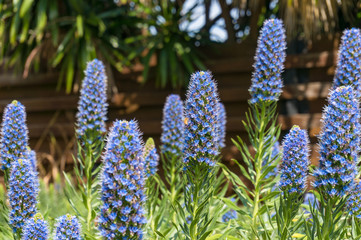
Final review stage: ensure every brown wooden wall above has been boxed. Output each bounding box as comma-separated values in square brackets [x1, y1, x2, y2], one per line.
[0, 40, 339, 174]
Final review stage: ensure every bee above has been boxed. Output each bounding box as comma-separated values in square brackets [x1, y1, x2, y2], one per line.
[184, 117, 189, 125]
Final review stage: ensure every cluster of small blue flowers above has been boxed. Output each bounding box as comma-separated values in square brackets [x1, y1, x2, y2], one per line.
[221, 198, 237, 222]
[161, 94, 184, 157]
[313, 86, 360, 198]
[333, 29, 361, 99]
[24, 147, 37, 172]
[8, 158, 38, 233]
[22, 213, 48, 240]
[143, 138, 159, 178]
[279, 125, 310, 195]
[222, 209, 237, 222]
[76, 59, 108, 140]
[304, 192, 316, 206]
[99, 120, 146, 239]
[346, 181, 361, 218]
[184, 71, 220, 167]
[0, 100, 29, 171]
[217, 102, 226, 149]
[249, 19, 286, 104]
[54, 214, 81, 240]
[24, 148, 40, 192]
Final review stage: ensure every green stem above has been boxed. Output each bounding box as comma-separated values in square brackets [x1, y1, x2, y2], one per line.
[85, 144, 94, 239]
[252, 105, 266, 233]
[190, 168, 201, 240]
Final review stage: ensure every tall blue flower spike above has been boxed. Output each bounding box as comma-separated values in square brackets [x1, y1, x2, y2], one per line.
[22, 213, 48, 240]
[346, 181, 361, 218]
[25, 147, 37, 172]
[217, 102, 227, 149]
[161, 94, 185, 158]
[76, 59, 108, 141]
[313, 86, 360, 198]
[8, 158, 38, 233]
[333, 28, 361, 99]
[0, 100, 29, 171]
[54, 214, 81, 240]
[143, 138, 159, 178]
[184, 71, 220, 167]
[98, 120, 146, 239]
[249, 18, 286, 104]
[279, 125, 310, 195]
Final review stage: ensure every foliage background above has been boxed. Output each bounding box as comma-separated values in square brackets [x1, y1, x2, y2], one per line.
[1, 0, 360, 92]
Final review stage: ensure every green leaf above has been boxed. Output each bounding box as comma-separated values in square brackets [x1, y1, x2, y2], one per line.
[19, 0, 33, 18]
[9, 12, 20, 44]
[35, 0, 47, 42]
[76, 15, 84, 37]
[141, 47, 155, 84]
[65, 55, 74, 93]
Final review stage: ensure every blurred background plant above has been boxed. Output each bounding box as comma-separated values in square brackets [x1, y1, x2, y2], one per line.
[0, 0, 360, 92]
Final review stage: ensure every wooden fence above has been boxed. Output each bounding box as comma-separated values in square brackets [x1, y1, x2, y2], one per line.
[0, 40, 339, 174]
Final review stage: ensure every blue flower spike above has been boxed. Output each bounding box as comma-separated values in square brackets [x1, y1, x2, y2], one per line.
[333, 28, 361, 99]
[76, 59, 108, 141]
[0, 100, 29, 171]
[313, 86, 360, 198]
[143, 138, 159, 178]
[98, 120, 146, 239]
[184, 71, 220, 167]
[249, 18, 287, 104]
[217, 102, 227, 149]
[22, 213, 49, 240]
[279, 125, 310, 195]
[346, 181, 361, 218]
[8, 158, 38, 233]
[54, 214, 81, 240]
[161, 94, 185, 158]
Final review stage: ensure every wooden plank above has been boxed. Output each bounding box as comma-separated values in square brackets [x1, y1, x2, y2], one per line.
[0, 73, 58, 87]
[0, 50, 337, 90]
[218, 81, 332, 103]
[226, 114, 322, 137]
[0, 81, 330, 114]
[25, 113, 323, 139]
[207, 51, 337, 74]
[282, 82, 331, 100]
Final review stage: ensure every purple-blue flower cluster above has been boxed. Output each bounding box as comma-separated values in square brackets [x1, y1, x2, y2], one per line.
[304, 192, 316, 206]
[143, 138, 159, 178]
[222, 209, 237, 222]
[279, 125, 310, 195]
[346, 182, 361, 218]
[8, 158, 38, 233]
[22, 213, 48, 240]
[98, 120, 146, 239]
[333, 29, 361, 99]
[76, 59, 108, 141]
[54, 214, 81, 240]
[313, 86, 360, 198]
[249, 19, 286, 104]
[217, 102, 226, 149]
[161, 94, 184, 157]
[0, 100, 29, 171]
[26, 147, 37, 172]
[184, 71, 220, 167]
